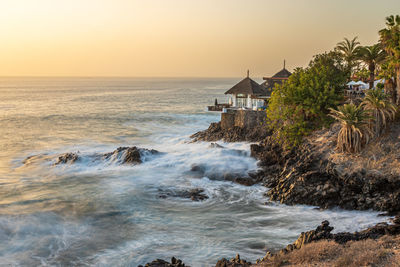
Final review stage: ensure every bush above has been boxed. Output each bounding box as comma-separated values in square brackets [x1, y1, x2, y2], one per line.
[267, 52, 347, 147]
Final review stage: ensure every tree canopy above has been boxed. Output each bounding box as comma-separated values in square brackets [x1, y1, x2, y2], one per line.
[267, 52, 347, 147]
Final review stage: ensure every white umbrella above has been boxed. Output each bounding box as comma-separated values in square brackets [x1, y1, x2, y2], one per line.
[347, 81, 357, 86]
[355, 81, 368, 89]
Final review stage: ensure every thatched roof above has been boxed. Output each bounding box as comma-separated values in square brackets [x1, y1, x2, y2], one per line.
[224, 77, 268, 96]
[271, 68, 292, 79]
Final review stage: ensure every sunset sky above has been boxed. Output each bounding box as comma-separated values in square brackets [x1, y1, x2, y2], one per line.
[0, 0, 399, 77]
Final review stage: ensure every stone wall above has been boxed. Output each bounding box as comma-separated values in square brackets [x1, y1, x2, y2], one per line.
[221, 109, 266, 130]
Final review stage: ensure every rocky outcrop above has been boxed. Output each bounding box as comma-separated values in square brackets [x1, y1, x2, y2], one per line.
[158, 188, 209, 201]
[188, 164, 260, 186]
[103, 146, 158, 164]
[190, 122, 270, 142]
[52, 146, 158, 166]
[251, 133, 400, 212]
[215, 254, 251, 267]
[54, 153, 79, 165]
[139, 257, 187, 267]
[256, 217, 400, 264]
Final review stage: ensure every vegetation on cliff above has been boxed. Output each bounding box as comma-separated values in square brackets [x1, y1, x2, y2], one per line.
[267, 14, 400, 150]
[266, 52, 347, 147]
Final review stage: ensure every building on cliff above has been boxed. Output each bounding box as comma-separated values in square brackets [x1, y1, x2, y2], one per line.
[262, 60, 292, 96]
[224, 70, 269, 110]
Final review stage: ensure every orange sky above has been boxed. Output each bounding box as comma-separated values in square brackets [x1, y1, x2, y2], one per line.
[0, 0, 399, 77]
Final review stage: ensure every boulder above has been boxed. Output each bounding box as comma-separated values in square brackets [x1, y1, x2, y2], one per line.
[158, 188, 209, 202]
[54, 153, 79, 165]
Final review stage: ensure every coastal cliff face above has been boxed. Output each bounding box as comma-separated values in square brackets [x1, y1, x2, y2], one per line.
[251, 122, 400, 213]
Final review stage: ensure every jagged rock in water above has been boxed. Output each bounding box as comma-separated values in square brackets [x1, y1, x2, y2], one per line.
[54, 153, 79, 165]
[215, 254, 251, 267]
[103, 146, 158, 165]
[139, 257, 187, 267]
[158, 188, 209, 201]
[209, 142, 224, 148]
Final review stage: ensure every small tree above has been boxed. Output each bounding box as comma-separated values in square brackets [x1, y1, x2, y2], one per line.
[329, 103, 372, 153]
[267, 52, 347, 147]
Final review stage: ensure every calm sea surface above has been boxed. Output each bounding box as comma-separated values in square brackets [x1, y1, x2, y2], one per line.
[0, 77, 387, 266]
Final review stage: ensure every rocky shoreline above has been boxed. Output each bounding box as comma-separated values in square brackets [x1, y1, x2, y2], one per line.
[251, 123, 400, 213]
[139, 121, 400, 266]
[140, 217, 400, 266]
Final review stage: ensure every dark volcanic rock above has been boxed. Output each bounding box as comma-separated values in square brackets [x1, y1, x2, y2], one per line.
[190, 122, 270, 142]
[158, 188, 209, 201]
[139, 257, 187, 267]
[215, 254, 251, 267]
[251, 136, 400, 213]
[103, 146, 158, 165]
[55, 153, 79, 165]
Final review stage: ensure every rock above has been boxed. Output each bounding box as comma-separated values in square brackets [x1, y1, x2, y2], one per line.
[103, 146, 158, 165]
[158, 188, 209, 202]
[141, 257, 187, 267]
[209, 143, 224, 148]
[55, 153, 79, 165]
[256, 219, 400, 264]
[191, 121, 270, 143]
[215, 254, 251, 267]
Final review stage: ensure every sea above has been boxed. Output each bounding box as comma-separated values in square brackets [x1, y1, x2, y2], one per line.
[0, 77, 389, 266]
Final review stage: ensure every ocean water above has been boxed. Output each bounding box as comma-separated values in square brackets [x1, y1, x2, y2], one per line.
[0, 77, 389, 266]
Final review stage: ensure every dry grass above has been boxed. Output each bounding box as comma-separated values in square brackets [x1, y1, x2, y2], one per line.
[254, 235, 400, 267]
[306, 121, 400, 177]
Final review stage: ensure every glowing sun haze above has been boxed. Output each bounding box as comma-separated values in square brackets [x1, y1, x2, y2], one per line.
[0, 0, 399, 77]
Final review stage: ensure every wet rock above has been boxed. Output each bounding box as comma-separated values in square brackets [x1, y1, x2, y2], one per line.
[140, 257, 187, 267]
[54, 153, 79, 165]
[158, 188, 209, 201]
[233, 177, 257, 186]
[103, 146, 158, 165]
[209, 142, 224, 148]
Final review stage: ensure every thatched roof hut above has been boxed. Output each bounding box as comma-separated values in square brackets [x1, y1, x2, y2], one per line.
[224, 76, 268, 96]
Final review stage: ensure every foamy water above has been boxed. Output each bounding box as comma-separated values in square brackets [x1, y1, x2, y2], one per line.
[0, 77, 389, 266]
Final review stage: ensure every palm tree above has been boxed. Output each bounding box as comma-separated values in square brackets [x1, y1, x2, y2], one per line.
[378, 61, 397, 103]
[336, 37, 362, 77]
[379, 15, 400, 104]
[362, 89, 396, 136]
[329, 103, 372, 153]
[358, 44, 386, 89]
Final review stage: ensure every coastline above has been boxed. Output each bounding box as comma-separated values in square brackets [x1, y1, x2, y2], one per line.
[139, 120, 400, 266]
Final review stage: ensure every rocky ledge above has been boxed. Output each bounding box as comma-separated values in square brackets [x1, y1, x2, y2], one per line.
[251, 123, 400, 213]
[190, 122, 270, 142]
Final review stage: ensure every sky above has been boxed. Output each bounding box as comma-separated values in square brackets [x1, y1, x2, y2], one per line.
[0, 0, 399, 77]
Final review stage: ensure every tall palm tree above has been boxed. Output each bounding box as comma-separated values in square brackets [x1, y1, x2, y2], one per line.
[336, 37, 362, 77]
[379, 15, 400, 104]
[362, 89, 396, 136]
[329, 103, 372, 153]
[358, 44, 386, 89]
[378, 61, 397, 103]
